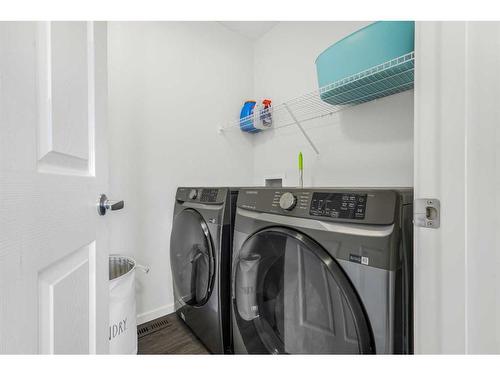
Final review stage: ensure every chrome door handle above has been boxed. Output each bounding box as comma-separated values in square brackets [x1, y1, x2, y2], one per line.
[98, 194, 124, 216]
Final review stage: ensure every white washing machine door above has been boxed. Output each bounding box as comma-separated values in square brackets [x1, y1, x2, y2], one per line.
[233, 227, 374, 354]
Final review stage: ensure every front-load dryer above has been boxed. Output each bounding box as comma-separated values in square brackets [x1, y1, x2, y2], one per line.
[170, 187, 238, 353]
[231, 187, 413, 354]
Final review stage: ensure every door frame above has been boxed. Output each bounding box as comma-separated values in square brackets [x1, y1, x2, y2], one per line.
[413, 21, 500, 354]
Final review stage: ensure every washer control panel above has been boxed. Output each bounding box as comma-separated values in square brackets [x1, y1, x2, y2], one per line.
[309, 192, 367, 220]
[238, 188, 398, 225]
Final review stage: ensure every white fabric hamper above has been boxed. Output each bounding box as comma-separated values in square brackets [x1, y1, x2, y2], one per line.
[109, 255, 148, 354]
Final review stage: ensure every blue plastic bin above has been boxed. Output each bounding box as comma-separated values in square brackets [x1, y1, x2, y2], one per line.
[316, 21, 415, 105]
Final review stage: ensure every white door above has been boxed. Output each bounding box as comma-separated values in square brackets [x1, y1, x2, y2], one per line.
[414, 21, 500, 353]
[0, 21, 109, 354]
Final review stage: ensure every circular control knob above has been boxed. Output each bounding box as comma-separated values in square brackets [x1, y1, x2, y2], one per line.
[279, 192, 297, 211]
[188, 189, 198, 200]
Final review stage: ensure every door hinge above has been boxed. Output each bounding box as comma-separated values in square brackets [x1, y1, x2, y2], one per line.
[414, 198, 440, 229]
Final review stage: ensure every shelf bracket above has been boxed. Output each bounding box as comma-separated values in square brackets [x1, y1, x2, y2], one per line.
[284, 103, 320, 156]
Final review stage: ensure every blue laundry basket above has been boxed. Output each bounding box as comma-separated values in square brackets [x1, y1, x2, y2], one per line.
[315, 21, 415, 105]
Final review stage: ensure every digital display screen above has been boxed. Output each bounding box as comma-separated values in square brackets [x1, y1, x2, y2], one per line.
[309, 192, 367, 220]
[200, 189, 219, 203]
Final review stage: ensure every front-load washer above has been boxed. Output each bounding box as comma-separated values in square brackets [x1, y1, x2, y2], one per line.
[231, 187, 413, 354]
[170, 187, 239, 353]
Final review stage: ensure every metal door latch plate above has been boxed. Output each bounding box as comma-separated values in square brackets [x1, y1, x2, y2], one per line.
[414, 198, 440, 229]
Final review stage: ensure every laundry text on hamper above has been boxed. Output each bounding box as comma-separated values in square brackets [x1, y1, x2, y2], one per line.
[109, 318, 128, 340]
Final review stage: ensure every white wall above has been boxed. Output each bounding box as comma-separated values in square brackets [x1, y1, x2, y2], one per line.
[252, 22, 414, 188]
[108, 22, 254, 323]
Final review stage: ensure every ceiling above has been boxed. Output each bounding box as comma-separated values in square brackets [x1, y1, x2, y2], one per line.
[218, 21, 279, 40]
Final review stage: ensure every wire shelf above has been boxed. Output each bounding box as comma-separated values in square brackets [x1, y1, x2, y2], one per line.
[219, 52, 415, 137]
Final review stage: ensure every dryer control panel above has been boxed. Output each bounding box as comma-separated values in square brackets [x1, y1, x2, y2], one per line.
[176, 187, 226, 205]
[200, 188, 219, 203]
[237, 188, 399, 225]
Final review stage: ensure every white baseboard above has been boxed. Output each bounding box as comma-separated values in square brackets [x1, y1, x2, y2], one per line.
[136, 303, 175, 325]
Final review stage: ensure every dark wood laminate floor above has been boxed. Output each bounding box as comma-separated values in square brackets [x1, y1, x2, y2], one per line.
[138, 313, 210, 354]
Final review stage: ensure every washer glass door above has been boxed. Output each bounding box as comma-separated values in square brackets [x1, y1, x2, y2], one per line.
[233, 227, 374, 354]
[170, 208, 214, 306]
